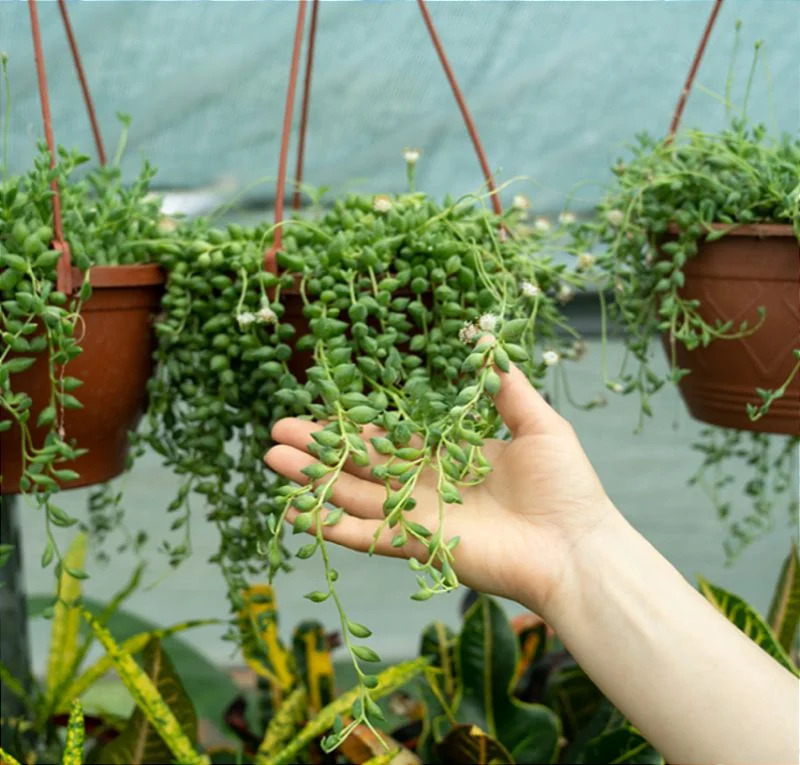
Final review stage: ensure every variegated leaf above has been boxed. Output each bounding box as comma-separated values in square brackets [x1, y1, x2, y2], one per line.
[698, 577, 798, 675]
[82, 610, 209, 765]
[767, 543, 800, 653]
[62, 699, 85, 765]
[46, 533, 87, 711]
[264, 658, 428, 765]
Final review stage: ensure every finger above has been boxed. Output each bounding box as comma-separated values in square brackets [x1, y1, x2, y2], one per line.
[474, 336, 562, 436]
[264, 444, 386, 520]
[284, 506, 428, 561]
[271, 417, 426, 483]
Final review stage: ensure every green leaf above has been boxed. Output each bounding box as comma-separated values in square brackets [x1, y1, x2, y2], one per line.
[435, 723, 513, 764]
[500, 319, 528, 342]
[698, 577, 798, 675]
[455, 595, 560, 763]
[96, 637, 200, 765]
[36, 404, 57, 428]
[767, 543, 800, 653]
[575, 726, 663, 764]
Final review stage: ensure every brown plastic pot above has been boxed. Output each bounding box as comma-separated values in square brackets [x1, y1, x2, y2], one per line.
[1, 264, 165, 494]
[661, 223, 799, 434]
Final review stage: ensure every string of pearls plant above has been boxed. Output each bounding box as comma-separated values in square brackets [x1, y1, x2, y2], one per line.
[143, 155, 592, 746]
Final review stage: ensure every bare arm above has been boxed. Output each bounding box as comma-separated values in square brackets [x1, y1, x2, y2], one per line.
[266, 353, 799, 765]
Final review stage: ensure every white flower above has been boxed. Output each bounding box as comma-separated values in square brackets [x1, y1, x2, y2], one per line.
[459, 321, 479, 345]
[606, 209, 625, 227]
[373, 194, 393, 213]
[512, 194, 531, 211]
[542, 350, 560, 366]
[558, 211, 577, 226]
[256, 304, 278, 324]
[609, 381, 624, 394]
[577, 252, 595, 270]
[521, 280, 540, 298]
[403, 148, 421, 165]
[557, 283, 574, 303]
[478, 313, 499, 333]
[534, 216, 551, 232]
[236, 312, 256, 329]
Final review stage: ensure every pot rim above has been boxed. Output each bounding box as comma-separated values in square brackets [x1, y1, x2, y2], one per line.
[666, 222, 797, 239]
[72, 263, 166, 289]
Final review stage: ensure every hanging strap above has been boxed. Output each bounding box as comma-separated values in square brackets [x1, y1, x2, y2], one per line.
[28, 0, 107, 295]
[667, 0, 724, 140]
[266, 0, 502, 271]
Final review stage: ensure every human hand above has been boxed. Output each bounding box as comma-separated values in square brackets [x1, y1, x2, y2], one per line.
[265, 359, 621, 618]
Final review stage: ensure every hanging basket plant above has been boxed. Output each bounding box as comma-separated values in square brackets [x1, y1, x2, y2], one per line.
[566, 2, 799, 557]
[0, 3, 168, 525]
[138, 0, 595, 748]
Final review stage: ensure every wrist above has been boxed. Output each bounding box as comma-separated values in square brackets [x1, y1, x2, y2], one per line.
[513, 498, 628, 622]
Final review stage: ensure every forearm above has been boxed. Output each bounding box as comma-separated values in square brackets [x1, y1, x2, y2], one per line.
[532, 509, 799, 765]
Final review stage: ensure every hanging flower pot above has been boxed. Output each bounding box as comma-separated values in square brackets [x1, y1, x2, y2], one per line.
[1, 264, 165, 494]
[662, 224, 799, 435]
[1, 1, 169, 496]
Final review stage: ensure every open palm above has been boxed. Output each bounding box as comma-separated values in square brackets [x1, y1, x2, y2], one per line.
[265, 363, 615, 613]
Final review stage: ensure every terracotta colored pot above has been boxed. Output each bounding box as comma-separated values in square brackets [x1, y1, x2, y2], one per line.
[1, 264, 165, 494]
[661, 223, 799, 434]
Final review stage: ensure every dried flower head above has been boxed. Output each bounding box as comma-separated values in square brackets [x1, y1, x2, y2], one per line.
[542, 350, 560, 366]
[373, 194, 393, 213]
[577, 252, 595, 270]
[236, 312, 256, 329]
[512, 194, 531, 212]
[256, 304, 278, 324]
[521, 280, 541, 298]
[459, 321, 479, 345]
[606, 209, 625, 227]
[557, 283, 574, 303]
[558, 211, 577, 226]
[534, 216, 552, 232]
[478, 313, 499, 333]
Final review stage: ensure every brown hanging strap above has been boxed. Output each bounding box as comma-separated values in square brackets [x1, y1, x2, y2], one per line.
[28, 0, 108, 294]
[57, 0, 107, 166]
[264, 0, 308, 272]
[416, 0, 501, 218]
[266, 0, 502, 271]
[667, 0, 724, 140]
[292, 0, 320, 212]
[28, 0, 73, 295]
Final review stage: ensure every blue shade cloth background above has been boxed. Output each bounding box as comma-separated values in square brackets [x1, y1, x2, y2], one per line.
[1, 0, 798, 213]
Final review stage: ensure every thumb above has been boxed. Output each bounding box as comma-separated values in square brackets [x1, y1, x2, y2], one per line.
[492, 354, 562, 437]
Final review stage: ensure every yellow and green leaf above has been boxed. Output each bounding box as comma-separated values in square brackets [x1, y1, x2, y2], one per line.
[698, 577, 798, 676]
[46, 533, 87, 711]
[62, 699, 85, 765]
[291, 621, 334, 714]
[96, 636, 199, 765]
[82, 610, 209, 765]
[61, 618, 217, 704]
[255, 685, 307, 763]
[238, 585, 295, 695]
[767, 543, 800, 654]
[264, 658, 429, 765]
[0, 747, 23, 765]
